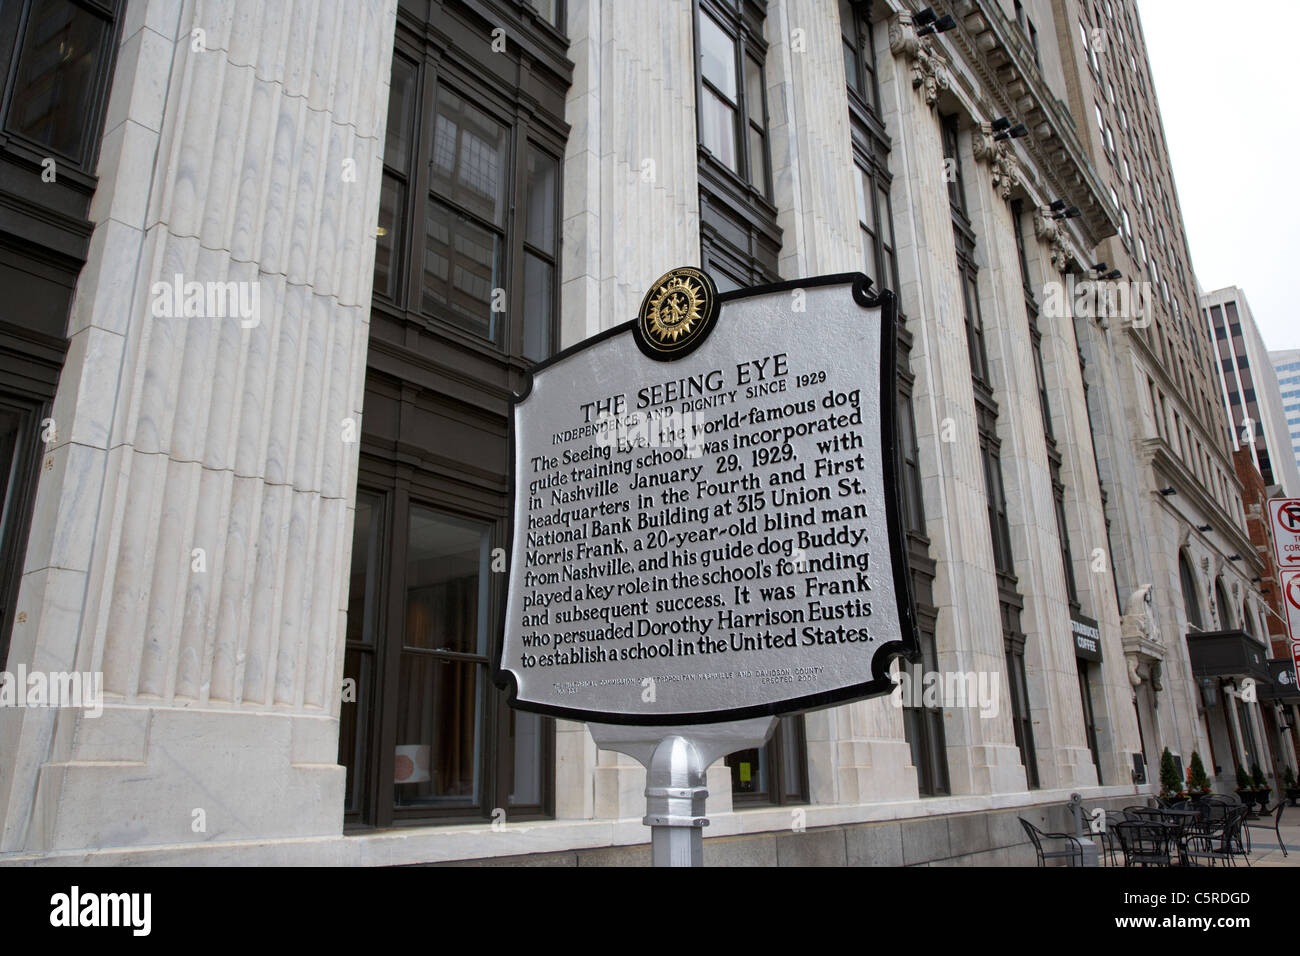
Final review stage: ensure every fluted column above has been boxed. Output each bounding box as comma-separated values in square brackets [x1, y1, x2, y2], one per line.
[0, 0, 396, 852]
[561, 0, 708, 815]
[877, 10, 1028, 796]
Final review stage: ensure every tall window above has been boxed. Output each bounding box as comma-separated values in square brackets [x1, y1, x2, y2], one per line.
[1077, 664, 1102, 782]
[343, 0, 570, 828]
[697, 7, 767, 191]
[1, 0, 118, 167]
[944, 111, 1037, 788]
[1013, 201, 1080, 612]
[341, 484, 550, 825]
[375, 37, 561, 360]
[1179, 550, 1202, 631]
[695, 0, 781, 290]
[843, 0, 946, 795]
[1214, 578, 1233, 630]
[840, 0, 878, 111]
[0, 402, 44, 664]
[0, 0, 124, 664]
[695, 0, 796, 806]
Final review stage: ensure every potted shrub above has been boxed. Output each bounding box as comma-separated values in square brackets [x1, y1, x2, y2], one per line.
[1235, 765, 1254, 805]
[1250, 763, 1272, 812]
[1187, 751, 1212, 798]
[1159, 748, 1187, 804]
[1284, 766, 1299, 807]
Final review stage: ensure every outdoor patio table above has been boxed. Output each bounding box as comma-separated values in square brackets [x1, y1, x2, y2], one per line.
[1157, 809, 1200, 865]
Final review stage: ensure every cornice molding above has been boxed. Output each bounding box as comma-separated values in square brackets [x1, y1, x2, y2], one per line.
[929, 0, 1118, 251]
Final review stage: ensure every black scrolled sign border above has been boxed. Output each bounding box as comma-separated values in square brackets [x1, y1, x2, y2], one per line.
[492, 271, 921, 725]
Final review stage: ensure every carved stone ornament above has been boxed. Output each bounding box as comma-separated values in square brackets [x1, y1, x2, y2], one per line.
[1126, 652, 1142, 688]
[1121, 584, 1158, 648]
[1149, 661, 1163, 693]
[1032, 206, 1068, 273]
[889, 14, 949, 108]
[971, 124, 1020, 201]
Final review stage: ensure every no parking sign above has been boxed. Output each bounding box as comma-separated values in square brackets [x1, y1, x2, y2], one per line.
[1268, 498, 1300, 569]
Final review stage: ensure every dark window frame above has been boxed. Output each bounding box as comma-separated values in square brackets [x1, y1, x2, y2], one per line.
[725, 715, 810, 807]
[342, 0, 572, 830]
[695, 0, 782, 289]
[1179, 550, 1202, 631]
[341, 465, 556, 829]
[372, 13, 566, 368]
[843, 0, 947, 796]
[0, 0, 122, 173]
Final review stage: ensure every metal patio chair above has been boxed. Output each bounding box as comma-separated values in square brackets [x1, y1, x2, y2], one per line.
[1019, 817, 1084, 867]
[1184, 816, 1235, 867]
[1113, 820, 1174, 867]
[1244, 800, 1287, 858]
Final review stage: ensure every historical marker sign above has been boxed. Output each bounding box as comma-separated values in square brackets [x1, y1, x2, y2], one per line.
[1268, 498, 1300, 570]
[493, 271, 918, 724]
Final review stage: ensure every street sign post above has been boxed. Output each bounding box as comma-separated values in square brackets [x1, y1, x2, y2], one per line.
[1267, 498, 1300, 570]
[495, 270, 919, 864]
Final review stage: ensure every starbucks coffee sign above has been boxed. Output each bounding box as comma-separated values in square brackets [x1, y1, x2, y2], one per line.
[494, 270, 919, 724]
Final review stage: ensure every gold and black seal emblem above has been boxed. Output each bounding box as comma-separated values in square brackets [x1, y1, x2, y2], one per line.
[635, 267, 719, 360]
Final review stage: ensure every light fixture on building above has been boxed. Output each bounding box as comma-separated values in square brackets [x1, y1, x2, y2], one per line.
[1197, 524, 1212, 532]
[1049, 198, 1081, 220]
[1103, 269, 1122, 280]
[1158, 486, 1177, 496]
[1251, 576, 1262, 583]
[915, 8, 958, 35]
[992, 117, 1028, 141]
[1228, 554, 1241, 561]
[1091, 261, 1108, 274]
[1199, 678, 1218, 709]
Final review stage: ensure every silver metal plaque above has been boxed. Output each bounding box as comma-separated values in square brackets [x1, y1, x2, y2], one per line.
[494, 274, 918, 724]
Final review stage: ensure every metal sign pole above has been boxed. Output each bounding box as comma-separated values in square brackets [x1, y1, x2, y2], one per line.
[590, 717, 778, 867]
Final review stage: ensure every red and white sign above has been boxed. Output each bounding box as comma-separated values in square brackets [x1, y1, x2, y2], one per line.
[1283, 570, 1300, 644]
[1268, 498, 1300, 569]
[1292, 641, 1300, 692]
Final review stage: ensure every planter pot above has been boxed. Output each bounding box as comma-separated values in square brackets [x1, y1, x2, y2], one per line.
[1286, 787, 1300, 808]
[1252, 788, 1273, 812]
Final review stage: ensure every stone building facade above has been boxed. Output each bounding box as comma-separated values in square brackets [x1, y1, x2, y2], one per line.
[0, 0, 1283, 866]
[1053, 0, 1293, 792]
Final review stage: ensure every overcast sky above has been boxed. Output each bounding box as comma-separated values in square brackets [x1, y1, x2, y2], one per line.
[1138, 0, 1300, 353]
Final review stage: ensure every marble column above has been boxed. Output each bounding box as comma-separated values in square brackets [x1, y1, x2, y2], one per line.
[0, 0, 396, 852]
[561, 0, 713, 815]
[876, 12, 1027, 796]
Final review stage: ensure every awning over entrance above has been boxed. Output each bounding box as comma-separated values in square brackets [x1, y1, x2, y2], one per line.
[1185, 630, 1272, 685]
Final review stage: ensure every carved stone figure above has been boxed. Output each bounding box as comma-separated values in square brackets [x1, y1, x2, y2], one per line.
[971, 124, 1019, 201]
[1032, 207, 1068, 272]
[1121, 584, 1156, 643]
